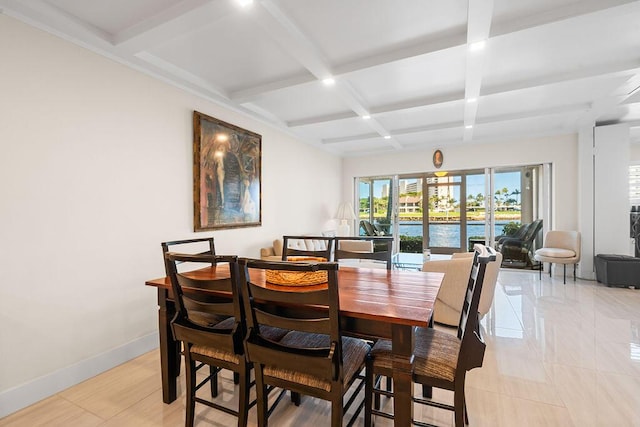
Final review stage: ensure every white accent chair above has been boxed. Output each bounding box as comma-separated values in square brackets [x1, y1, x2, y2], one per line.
[534, 230, 581, 284]
[423, 251, 502, 327]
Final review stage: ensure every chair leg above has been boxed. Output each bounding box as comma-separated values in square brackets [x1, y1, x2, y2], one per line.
[454, 380, 466, 427]
[185, 353, 196, 427]
[464, 397, 469, 425]
[574, 263, 577, 281]
[539, 263, 542, 280]
[234, 372, 240, 385]
[210, 366, 218, 397]
[364, 359, 373, 427]
[549, 263, 552, 277]
[237, 366, 249, 427]
[563, 264, 566, 284]
[422, 384, 432, 398]
[291, 391, 301, 406]
[331, 398, 343, 427]
[254, 368, 268, 427]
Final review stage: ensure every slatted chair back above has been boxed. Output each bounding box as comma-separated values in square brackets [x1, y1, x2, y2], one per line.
[281, 235, 335, 262]
[240, 258, 369, 426]
[334, 236, 394, 270]
[239, 258, 342, 382]
[166, 253, 257, 427]
[166, 253, 243, 354]
[457, 244, 496, 371]
[161, 237, 216, 275]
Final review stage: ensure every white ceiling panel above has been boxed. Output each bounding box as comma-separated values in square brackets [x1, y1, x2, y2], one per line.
[292, 117, 379, 143]
[247, 80, 352, 123]
[344, 46, 467, 108]
[483, 2, 640, 89]
[46, 0, 184, 35]
[375, 101, 465, 132]
[276, 0, 468, 65]
[147, 14, 308, 93]
[3, 0, 639, 157]
[478, 75, 630, 119]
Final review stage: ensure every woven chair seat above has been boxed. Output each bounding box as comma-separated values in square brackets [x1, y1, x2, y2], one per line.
[264, 332, 370, 392]
[192, 344, 240, 364]
[370, 327, 461, 383]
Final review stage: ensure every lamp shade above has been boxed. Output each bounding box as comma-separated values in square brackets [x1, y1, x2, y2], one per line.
[335, 202, 356, 220]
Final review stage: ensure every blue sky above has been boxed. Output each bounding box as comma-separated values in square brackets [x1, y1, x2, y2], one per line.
[364, 171, 521, 199]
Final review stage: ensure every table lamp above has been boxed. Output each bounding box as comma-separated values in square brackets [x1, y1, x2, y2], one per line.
[335, 202, 356, 236]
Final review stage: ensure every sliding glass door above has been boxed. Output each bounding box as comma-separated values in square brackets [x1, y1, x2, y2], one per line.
[356, 164, 546, 256]
[357, 177, 394, 236]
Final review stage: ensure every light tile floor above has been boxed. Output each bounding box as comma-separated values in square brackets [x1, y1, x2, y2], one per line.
[2, 268, 640, 426]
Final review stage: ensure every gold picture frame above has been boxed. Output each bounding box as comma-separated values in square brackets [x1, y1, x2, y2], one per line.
[193, 111, 262, 231]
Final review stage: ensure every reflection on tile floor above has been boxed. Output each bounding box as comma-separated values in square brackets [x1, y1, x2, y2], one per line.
[1, 269, 639, 426]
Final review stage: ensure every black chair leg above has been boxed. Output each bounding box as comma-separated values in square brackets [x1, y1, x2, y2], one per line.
[563, 264, 566, 284]
[549, 263, 552, 278]
[210, 366, 218, 397]
[291, 391, 301, 406]
[539, 263, 542, 280]
[574, 263, 577, 281]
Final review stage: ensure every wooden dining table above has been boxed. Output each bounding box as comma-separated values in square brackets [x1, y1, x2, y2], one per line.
[145, 263, 443, 427]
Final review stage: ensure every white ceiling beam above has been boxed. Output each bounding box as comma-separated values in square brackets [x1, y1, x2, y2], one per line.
[230, 0, 634, 104]
[287, 111, 357, 127]
[490, 0, 636, 38]
[332, 29, 468, 76]
[476, 103, 592, 125]
[231, 73, 317, 103]
[482, 59, 640, 97]
[252, 0, 401, 149]
[287, 60, 640, 130]
[135, 51, 229, 99]
[322, 103, 593, 145]
[463, 0, 493, 142]
[251, 0, 332, 79]
[114, 0, 235, 53]
[0, 0, 114, 45]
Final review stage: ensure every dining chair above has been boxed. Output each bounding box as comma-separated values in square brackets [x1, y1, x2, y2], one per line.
[364, 245, 496, 427]
[161, 238, 220, 392]
[334, 236, 393, 269]
[161, 237, 216, 274]
[281, 235, 335, 261]
[166, 253, 287, 427]
[238, 258, 370, 427]
[534, 230, 581, 284]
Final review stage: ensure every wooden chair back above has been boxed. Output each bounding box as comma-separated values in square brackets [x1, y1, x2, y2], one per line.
[165, 253, 243, 354]
[457, 244, 496, 371]
[282, 235, 335, 261]
[161, 237, 216, 274]
[238, 258, 343, 383]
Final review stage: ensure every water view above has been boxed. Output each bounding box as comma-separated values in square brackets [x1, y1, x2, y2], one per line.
[398, 221, 511, 248]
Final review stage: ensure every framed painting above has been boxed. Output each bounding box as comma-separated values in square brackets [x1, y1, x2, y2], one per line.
[193, 111, 262, 231]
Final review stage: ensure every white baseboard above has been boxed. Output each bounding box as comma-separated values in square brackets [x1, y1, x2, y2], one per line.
[0, 332, 159, 419]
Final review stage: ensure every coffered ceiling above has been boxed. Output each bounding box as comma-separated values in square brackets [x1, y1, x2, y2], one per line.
[3, 0, 640, 156]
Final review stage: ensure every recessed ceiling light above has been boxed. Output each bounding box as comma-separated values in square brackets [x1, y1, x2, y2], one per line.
[236, 0, 254, 7]
[362, 115, 371, 120]
[468, 40, 486, 52]
[384, 135, 391, 139]
[466, 98, 477, 103]
[322, 77, 335, 86]
[465, 125, 473, 129]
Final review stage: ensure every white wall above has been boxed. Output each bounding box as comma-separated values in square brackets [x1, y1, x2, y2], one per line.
[594, 124, 631, 255]
[342, 134, 579, 232]
[0, 15, 340, 415]
[631, 143, 640, 162]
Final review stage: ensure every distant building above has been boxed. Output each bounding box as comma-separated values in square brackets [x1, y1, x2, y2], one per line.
[399, 195, 422, 213]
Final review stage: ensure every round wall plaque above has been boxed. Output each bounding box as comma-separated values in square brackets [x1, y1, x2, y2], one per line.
[433, 149, 443, 168]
